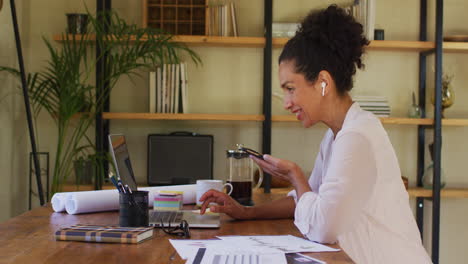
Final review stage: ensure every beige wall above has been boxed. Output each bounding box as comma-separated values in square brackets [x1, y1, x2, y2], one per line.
[0, 0, 30, 222]
[1, 0, 468, 262]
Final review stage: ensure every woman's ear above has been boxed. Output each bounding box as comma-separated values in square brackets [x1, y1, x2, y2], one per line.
[317, 70, 333, 96]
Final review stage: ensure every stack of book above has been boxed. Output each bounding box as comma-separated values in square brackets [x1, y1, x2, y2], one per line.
[148, 63, 189, 114]
[272, 23, 300, 38]
[344, 0, 376, 40]
[207, 1, 238, 36]
[353, 95, 391, 117]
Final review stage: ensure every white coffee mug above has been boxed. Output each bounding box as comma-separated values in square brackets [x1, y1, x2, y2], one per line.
[196, 179, 233, 206]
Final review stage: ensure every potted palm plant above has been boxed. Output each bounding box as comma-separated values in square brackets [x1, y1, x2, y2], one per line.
[1, 10, 201, 195]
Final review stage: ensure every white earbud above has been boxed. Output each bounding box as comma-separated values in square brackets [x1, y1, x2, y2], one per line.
[321, 82, 326, 96]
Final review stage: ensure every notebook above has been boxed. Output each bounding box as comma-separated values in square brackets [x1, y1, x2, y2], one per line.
[108, 134, 221, 228]
[55, 224, 154, 244]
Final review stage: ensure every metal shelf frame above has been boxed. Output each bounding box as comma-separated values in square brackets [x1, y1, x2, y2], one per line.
[417, 0, 443, 263]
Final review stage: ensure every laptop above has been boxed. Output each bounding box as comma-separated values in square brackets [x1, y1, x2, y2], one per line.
[108, 134, 221, 228]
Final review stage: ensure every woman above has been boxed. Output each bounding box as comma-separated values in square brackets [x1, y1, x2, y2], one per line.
[200, 5, 431, 264]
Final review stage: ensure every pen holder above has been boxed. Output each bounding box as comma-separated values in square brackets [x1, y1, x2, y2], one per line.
[119, 191, 149, 227]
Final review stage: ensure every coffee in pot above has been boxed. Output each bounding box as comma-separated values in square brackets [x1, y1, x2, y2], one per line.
[226, 144, 263, 206]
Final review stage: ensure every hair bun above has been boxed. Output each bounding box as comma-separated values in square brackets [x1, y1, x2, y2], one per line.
[298, 5, 367, 64]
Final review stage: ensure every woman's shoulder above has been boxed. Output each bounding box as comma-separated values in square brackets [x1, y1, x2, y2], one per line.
[339, 108, 383, 139]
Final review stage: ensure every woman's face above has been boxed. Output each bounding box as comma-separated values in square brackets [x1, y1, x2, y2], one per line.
[279, 60, 322, 128]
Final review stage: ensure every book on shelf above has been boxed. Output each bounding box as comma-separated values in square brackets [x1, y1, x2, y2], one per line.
[55, 224, 154, 244]
[353, 95, 391, 116]
[207, 1, 238, 37]
[181, 63, 189, 113]
[355, 101, 390, 107]
[156, 67, 162, 113]
[344, 0, 375, 40]
[174, 64, 180, 113]
[230, 2, 238, 37]
[169, 64, 175, 113]
[149, 71, 156, 113]
[161, 64, 167, 113]
[360, 106, 391, 111]
[152, 63, 188, 114]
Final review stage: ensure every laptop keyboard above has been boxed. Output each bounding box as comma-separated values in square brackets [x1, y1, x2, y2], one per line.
[151, 211, 183, 224]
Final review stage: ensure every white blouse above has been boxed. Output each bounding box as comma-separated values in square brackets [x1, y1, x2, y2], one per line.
[288, 103, 431, 264]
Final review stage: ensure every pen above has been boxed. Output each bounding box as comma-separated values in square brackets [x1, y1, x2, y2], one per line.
[109, 175, 121, 192]
[118, 181, 126, 193]
[124, 184, 132, 194]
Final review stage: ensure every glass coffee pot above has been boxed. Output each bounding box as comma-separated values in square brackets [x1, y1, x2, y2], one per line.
[226, 144, 263, 206]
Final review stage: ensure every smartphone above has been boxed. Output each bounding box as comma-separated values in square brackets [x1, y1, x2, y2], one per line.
[240, 147, 264, 160]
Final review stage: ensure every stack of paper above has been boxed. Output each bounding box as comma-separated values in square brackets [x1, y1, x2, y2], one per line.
[170, 235, 339, 264]
[353, 95, 391, 117]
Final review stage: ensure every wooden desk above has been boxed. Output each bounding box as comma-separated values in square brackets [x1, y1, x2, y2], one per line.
[0, 189, 354, 264]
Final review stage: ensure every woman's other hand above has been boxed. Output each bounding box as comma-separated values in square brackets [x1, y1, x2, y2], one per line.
[199, 189, 252, 220]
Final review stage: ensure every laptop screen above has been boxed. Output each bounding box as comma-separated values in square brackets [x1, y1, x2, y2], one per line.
[109, 134, 138, 191]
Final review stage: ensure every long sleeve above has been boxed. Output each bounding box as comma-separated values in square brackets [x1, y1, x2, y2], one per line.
[288, 131, 332, 203]
[294, 131, 377, 243]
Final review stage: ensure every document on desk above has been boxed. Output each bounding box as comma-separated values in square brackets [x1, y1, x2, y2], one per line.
[216, 235, 340, 253]
[170, 239, 223, 259]
[171, 235, 338, 264]
[186, 247, 287, 264]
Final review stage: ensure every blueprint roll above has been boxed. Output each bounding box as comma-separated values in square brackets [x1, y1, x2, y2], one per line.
[51, 192, 76, 212]
[52, 184, 197, 215]
[66, 190, 119, 215]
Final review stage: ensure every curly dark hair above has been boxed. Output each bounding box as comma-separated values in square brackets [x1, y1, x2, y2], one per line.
[278, 5, 369, 95]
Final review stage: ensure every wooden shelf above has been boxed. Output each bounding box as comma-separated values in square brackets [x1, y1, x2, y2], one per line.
[148, 20, 205, 24]
[441, 119, 468, 126]
[274, 38, 468, 53]
[272, 115, 468, 126]
[272, 39, 436, 52]
[102, 112, 264, 121]
[380, 117, 432, 125]
[443, 42, 468, 53]
[273, 115, 432, 125]
[53, 34, 266, 48]
[53, 34, 468, 51]
[408, 187, 468, 198]
[368, 40, 435, 52]
[150, 35, 267, 47]
[147, 4, 206, 8]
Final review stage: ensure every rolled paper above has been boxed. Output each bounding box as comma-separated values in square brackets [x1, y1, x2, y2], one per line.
[51, 193, 66, 212]
[51, 193, 74, 212]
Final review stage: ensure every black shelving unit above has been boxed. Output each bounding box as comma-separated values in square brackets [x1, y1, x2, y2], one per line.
[95, 0, 112, 190]
[262, 0, 273, 193]
[416, 0, 443, 263]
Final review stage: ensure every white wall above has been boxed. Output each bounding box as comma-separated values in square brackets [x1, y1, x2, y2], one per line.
[1, 0, 468, 263]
